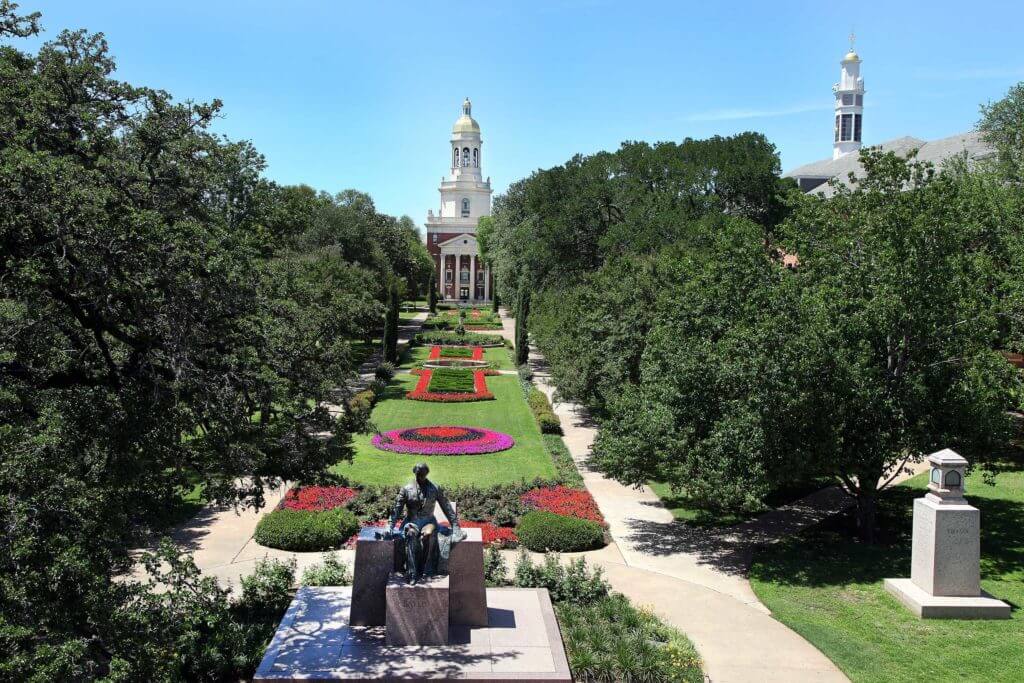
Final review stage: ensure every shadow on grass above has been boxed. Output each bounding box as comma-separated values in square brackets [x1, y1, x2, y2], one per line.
[750, 484, 1024, 589]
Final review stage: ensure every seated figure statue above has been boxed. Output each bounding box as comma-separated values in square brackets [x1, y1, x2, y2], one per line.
[388, 463, 464, 584]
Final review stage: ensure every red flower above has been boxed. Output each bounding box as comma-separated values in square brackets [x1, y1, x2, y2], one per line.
[520, 486, 605, 525]
[282, 486, 358, 512]
[428, 346, 442, 360]
[350, 519, 517, 547]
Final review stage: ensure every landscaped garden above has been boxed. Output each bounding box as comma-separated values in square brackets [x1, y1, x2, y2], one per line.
[749, 466, 1024, 682]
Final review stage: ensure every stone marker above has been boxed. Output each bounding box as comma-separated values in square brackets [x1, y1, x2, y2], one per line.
[884, 449, 1010, 619]
[386, 573, 450, 646]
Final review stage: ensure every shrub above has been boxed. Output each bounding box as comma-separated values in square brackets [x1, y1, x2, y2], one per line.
[345, 389, 375, 431]
[300, 553, 352, 586]
[528, 387, 562, 434]
[516, 511, 604, 553]
[415, 330, 503, 347]
[512, 552, 609, 605]
[557, 594, 704, 682]
[374, 361, 396, 382]
[254, 508, 360, 552]
[439, 346, 474, 358]
[239, 558, 296, 618]
[543, 434, 584, 487]
[366, 378, 387, 398]
[484, 545, 509, 586]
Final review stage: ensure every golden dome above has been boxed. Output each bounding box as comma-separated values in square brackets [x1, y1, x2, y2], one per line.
[452, 97, 480, 134]
[843, 50, 860, 62]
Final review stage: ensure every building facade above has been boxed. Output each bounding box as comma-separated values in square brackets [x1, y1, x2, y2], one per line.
[424, 98, 494, 302]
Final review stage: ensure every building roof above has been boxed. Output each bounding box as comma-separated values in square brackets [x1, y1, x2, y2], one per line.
[453, 97, 480, 134]
[784, 131, 994, 197]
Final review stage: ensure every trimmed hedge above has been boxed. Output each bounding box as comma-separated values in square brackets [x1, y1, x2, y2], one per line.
[254, 508, 360, 551]
[516, 510, 604, 552]
[415, 330, 504, 347]
[527, 387, 562, 434]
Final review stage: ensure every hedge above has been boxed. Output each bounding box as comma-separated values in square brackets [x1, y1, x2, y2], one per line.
[415, 330, 504, 347]
[254, 507, 360, 551]
[527, 388, 562, 434]
[516, 510, 604, 552]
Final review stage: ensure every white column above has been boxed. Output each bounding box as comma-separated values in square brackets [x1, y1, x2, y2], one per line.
[470, 253, 477, 301]
[484, 264, 490, 301]
[438, 252, 446, 300]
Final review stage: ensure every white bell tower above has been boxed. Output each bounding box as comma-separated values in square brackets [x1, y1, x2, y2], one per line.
[833, 34, 865, 159]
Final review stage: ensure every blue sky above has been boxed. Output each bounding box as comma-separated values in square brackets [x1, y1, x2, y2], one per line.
[23, 1, 1024, 226]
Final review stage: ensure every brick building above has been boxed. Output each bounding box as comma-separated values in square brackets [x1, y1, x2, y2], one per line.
[424, 98, 493, 302]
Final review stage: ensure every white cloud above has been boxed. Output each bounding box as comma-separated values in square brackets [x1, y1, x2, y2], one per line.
[682, 102, 830, 122]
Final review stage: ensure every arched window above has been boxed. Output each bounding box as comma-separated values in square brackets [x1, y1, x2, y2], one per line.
[473, 148, 479, 167]
[945, 470, 962, 488]
[462, 147, 470, 167]
[453, 148, 459, 167]
[461, 198, 470, 217]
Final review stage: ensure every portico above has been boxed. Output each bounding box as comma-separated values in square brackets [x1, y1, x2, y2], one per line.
[424, 98, 494, 302]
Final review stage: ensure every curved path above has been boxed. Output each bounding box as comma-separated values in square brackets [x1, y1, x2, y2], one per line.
[498, 310, 859, 682]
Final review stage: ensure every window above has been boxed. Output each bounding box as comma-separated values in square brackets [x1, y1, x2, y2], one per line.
[460, 268, 470, 284]
[834, 115, 840, 143]
[432, 233, 438, 243]
[473, 148, 478, 167]
[453, 148, 459, 167]
[841, 93, 854, 106]
[853, 114, 862, 142]
[840, 114, 853, 142]
[945, 470, 962, 488]
[855, 94, 863, 106]
[445, 269, 453, 283]
[461, 198, 470, 217]
[462, 147, 470, 167]
[476, 270, 484, 283]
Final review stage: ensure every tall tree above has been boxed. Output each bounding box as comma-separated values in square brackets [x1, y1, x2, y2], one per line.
[515, 287, 530, 366]
[383, 279, 401, 363]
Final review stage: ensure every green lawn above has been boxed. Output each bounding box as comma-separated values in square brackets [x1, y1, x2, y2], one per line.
[427, 368, 475, 393]
[331, 374, 556, 487]
[749, 467, 1024, 683]
[402, 344, 514, 370]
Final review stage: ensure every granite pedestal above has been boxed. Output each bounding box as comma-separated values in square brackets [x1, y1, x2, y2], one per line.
[885, 449, 1010, 619]
[349, 527, 399, 626]
[253, 587, 572, 681]
[386, 573, 450, 646]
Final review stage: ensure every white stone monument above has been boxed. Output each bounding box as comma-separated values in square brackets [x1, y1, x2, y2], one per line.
[884, 449, 1010, 618]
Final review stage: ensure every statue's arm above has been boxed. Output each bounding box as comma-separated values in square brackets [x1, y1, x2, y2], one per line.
[437, 486, 458, 527]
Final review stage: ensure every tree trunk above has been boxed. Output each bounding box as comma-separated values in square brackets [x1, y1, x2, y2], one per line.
[854, 489, 878, 544]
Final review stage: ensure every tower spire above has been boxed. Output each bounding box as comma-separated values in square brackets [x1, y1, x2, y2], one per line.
[833, 39, 865, 159]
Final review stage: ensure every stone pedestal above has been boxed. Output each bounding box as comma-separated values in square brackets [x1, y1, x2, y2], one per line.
[349, 527, 398, 626]
[448, 527, 487, 626]
[885, 448, 1010, 619]
[910, 497, 979, 596]
[385, 573, 450, 646]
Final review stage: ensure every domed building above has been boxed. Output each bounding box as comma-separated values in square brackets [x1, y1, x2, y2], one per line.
[425, 98, 494, 302]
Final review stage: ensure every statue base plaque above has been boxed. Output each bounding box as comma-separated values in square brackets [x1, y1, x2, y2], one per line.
[386, 573, 450, 646]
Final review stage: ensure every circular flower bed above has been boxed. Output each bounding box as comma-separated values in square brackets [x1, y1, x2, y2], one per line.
[371, 425, 515, 455]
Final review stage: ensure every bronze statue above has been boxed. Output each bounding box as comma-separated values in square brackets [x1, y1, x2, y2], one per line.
[387, 463, 464, 584]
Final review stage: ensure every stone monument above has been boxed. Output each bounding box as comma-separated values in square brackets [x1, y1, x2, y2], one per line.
[884, 449, 1010, 619]
[253, 464, 571, 680]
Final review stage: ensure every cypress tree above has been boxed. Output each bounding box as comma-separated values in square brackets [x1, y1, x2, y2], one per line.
[491, 278, 499, 313]
[383, 280, 400, 362]
[428, 277, 437, 314]
[514, 288, 530, 366]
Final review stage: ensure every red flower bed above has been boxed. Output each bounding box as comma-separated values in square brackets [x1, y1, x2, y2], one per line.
[406, 368, 495, 402]
[520, 486, 605, 524]
[427, 345, 484, 360]
[349, 519, 517, 547]
[282, 485, 358, 512]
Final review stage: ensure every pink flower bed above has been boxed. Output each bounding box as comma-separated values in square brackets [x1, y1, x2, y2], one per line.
[520, 485, 605, 524]
[281, 485, 358, 511]
[371, 425, 515, 455]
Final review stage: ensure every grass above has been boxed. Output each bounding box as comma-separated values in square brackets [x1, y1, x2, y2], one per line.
[749, 466, 1024, 683]
[648, 477, 835, 527]
[427, 368, 476, 393]
[331, 374, 556, 487]
[440, 347, 474, 358]
[402, 344, 515, 370]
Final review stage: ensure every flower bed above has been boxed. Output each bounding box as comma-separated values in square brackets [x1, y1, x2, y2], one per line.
[406, 368, 494, 402]
[350, 519, 517, 548]
[521, 485, 605, 524]
[428, 345, 484, 361]
[282, 485, 358, 511]
[371, 425, 515, 455]
[415, 331, 504, 347]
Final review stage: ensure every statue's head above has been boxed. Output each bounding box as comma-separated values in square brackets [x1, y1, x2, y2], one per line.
[413, 462, 430, 484]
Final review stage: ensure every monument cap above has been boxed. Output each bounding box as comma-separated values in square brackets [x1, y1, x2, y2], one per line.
[926, 448, 968, 503]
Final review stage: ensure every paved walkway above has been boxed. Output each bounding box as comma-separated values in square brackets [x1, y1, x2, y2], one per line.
[498, 308, 927, 683]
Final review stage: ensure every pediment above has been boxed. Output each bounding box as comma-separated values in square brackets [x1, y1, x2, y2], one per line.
[437, 234, 478, 248]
